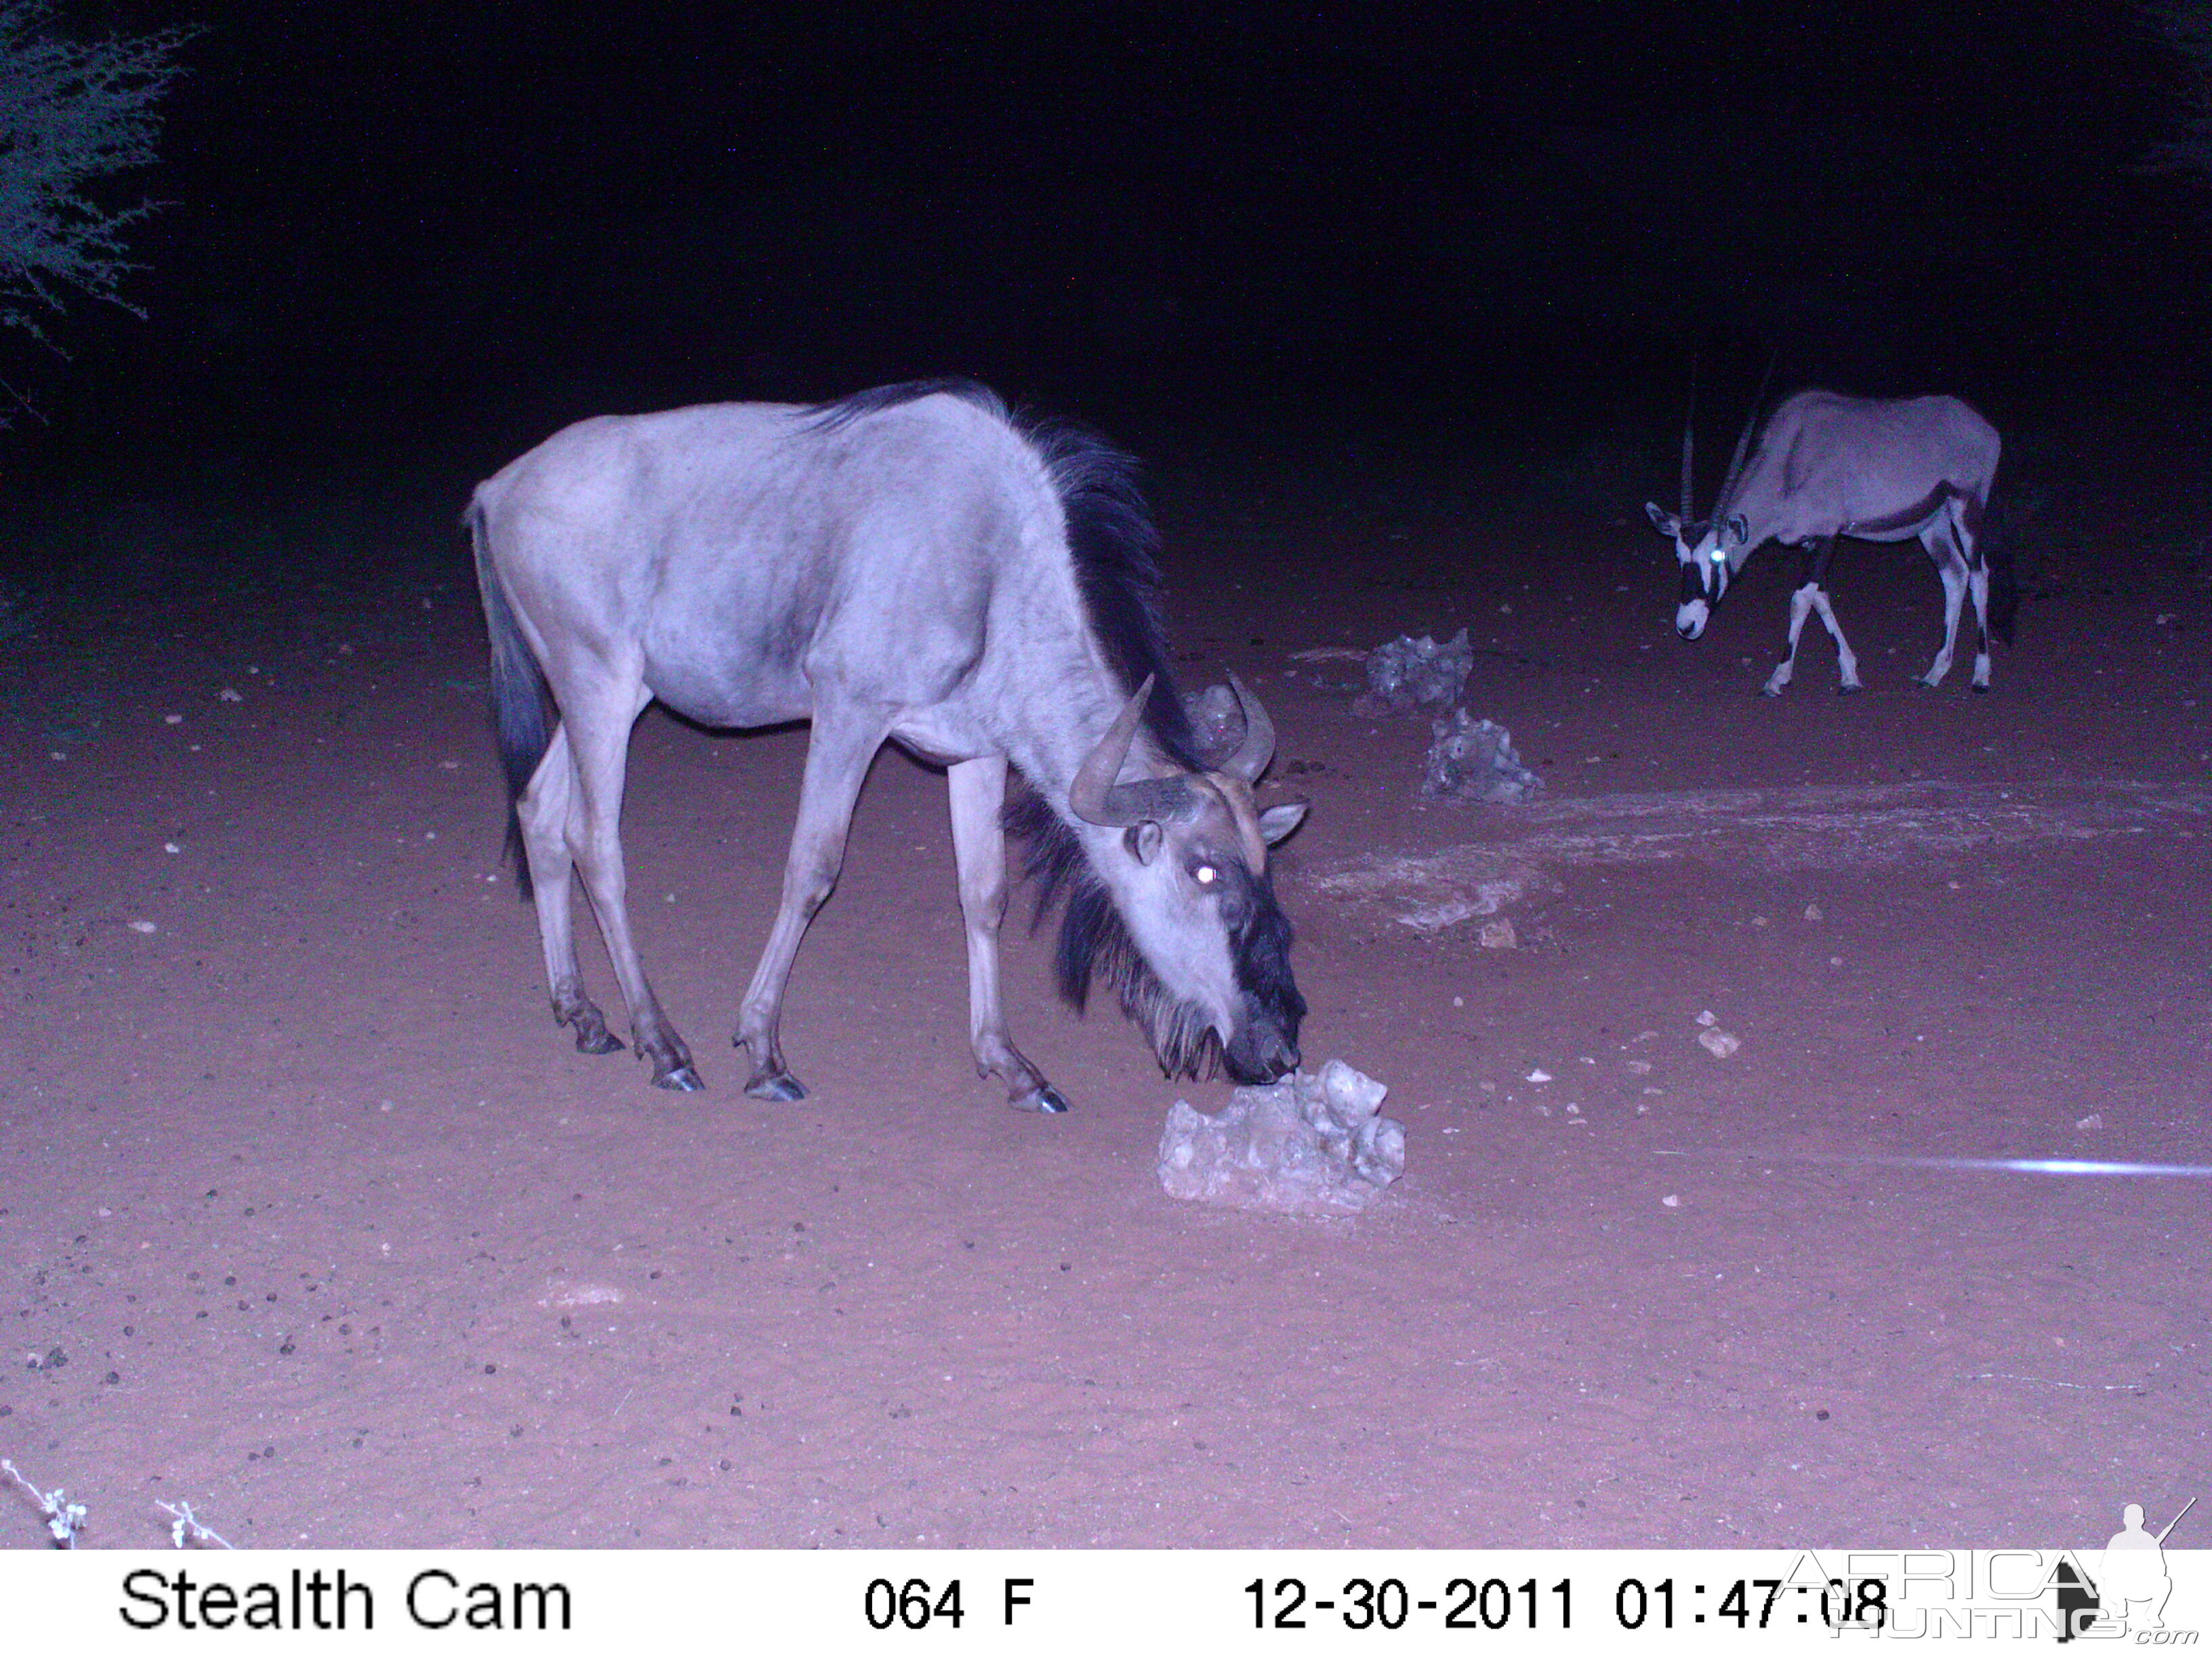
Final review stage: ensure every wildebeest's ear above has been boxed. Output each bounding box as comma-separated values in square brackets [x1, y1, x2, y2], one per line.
[1725, 512, 1749, 547]
[1124, 821, 1164, 864]
[1644, 501, 1679, 537]
[1257, 800, 1309, 846]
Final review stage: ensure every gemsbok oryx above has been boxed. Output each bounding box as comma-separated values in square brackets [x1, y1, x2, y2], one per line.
[468, 380, 1308, 1112]
[1645, 388, 2007, 693]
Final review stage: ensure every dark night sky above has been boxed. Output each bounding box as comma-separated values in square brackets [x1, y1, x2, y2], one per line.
[28, 1, 2211, 480]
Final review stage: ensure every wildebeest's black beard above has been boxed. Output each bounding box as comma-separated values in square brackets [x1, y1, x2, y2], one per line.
[1006, 790, 1227, 1080]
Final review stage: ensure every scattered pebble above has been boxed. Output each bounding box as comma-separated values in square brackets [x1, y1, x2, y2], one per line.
[1478, 919, 1517, 949]
[164, 714, 184, 726]
[1750, 915, 1768, 928]
[218, 688, 243, 703]
[1526, 1068, 1552, 1083]
[1695, 1010, 1717, 1027]
[1662, 1193, 1680, 1208]
[1697, 1029, 1741, 1059]
[1452, 995, 1464, 1008]
[127, 920, 157, 935]
[163, 842, 180, 854]
[1830, 956, 1843, 967]
[2075, 1113, 2104, 1132]
[1626, 1059, 1652, 1075]
[1804, 903, 1824, 921]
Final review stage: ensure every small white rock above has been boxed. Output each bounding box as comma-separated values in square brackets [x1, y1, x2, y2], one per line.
[164, 714, 184, 726]
[1478, 919, 1517, 949]
[1750, 915, 1768, 928]
[1695, 1009, 1717, 1027]
[1804, 903, 1824, 921]
[218, 688, 243, 703]
[1526, 1068, 1552, 1083]
[1626, 1059, 1652, 1075]
[2075, 1113, 2104, 1132]
[1662, 1193, 1680, 1208]
[127, 920, 157, 935]
[163, 842, 180, 855]
[1452, 995, 1464, 1007]
[1697, 1029, 1741, 1059]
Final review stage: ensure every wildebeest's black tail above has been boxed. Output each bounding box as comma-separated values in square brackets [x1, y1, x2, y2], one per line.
[468, 498, 556, 899]
[1981, 493, 2018, 647]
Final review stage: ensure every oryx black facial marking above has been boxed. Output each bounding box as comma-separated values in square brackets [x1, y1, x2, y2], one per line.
[470, 380, 1309, 1111]
[1647, 387, 2006, 693]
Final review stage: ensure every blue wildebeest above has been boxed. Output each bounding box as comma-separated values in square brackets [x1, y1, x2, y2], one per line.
[468, 380, 1308, 1111]
[1645, 388, 2007, 694]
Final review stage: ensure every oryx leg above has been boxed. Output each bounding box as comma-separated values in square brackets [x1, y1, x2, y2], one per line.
[947, 754, 1069, 1115]
[1958, 497, 1994, 691]
[562, 673, 700, 1090]
[733, 702, 893, 1103]
[1807, 591, 1862, 693]
[1918, 526, 1970, 690]
[515, 724, 624, 1057]
[1764, 537, 1860, 695]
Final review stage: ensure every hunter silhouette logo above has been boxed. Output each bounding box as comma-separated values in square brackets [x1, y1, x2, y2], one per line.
[2057, 1496, 2195, 1641]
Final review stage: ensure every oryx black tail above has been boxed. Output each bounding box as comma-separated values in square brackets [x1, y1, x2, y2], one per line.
[468, 498, 557, 899]
[1981, 492, 2018, 647]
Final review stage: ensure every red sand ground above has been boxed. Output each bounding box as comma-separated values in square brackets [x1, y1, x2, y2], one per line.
[1, 468, 2205, 1549]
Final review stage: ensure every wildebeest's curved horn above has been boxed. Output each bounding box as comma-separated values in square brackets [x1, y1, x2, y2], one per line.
[1069, 675, 1195, 827]
[1217, 671, 1276, 782]
[1679, 358, 1698, 522]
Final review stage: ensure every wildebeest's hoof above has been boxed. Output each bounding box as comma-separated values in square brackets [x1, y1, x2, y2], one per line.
[1971, 682, 1991, 695]
[746, 1071, 806, 1103]
[654, 1063, 705, 1092]
[574, 1027, 624, 1056]
[1837, 681, 1863, 695]
[1015, 1084, 1072, 1115]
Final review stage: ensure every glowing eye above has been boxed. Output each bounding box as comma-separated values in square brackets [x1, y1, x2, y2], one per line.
[1194, 864, 1218, 885]
[1710, 549, 1726, 564]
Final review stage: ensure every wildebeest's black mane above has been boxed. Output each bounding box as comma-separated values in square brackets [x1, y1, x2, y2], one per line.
[796, 377, 1200, 768]
[802, 380, 1236, 1069]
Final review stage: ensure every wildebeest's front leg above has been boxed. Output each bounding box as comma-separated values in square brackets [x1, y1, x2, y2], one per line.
[948, 754, 1070, 1114]
[733, 703, 893, 1101]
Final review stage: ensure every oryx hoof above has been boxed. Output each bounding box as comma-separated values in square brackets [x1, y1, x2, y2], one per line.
[1971, 682, 1991, 695]
[1837, 681, 1863, 695]
[745, 1070, 806, 1103]
[654, 1063, 705, 1093]
[1012, 1084, 1072, 1115]
[572, 1025, 623, 1056]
